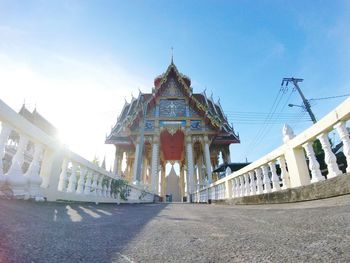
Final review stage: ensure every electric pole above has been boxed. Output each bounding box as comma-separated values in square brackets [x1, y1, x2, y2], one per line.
[281, 77, 317, 124]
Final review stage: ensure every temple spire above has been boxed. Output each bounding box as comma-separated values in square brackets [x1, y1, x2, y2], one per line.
[171, 46, 174, 64]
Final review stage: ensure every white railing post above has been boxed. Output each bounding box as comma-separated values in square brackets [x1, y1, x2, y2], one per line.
[98, 175, 104, 196]
[262, 165, 271, 193]
[0, 123, 11, 184]
[25, 142, 44, 200]
[58, 158, 69, 192]
[334, 121, 350, 173]
[6, 134, 29, 197]
[302, 141, 325, 183]
[278, 156, 290, 189]
[67, 162, 77, 193]
[249, 171, 256, 195]
[76, 167, 86, 194]
[269, 161, 281, 191]
[317, 133, 342, 178]
[84, 170, 92, 195]
[255, 168, 264, 194]
[233, 177, 239, 197]
[239, 176, 244, 197]
[244, 173, 250, 196]
[91, 173, 98, 195]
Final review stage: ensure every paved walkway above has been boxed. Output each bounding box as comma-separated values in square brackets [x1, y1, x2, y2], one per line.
[1, 195, 350, 263]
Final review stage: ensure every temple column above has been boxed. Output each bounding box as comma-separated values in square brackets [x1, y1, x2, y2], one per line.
[197, 155, 203, 189]
[179, 166, 185, 202]
[142, 156, 148, 185]
[150, 136, 160, 194]
[132, 137, 141, 184]
[204, 135, 212, 184]
[185, 136, 194, 202]
[161, 165, 166, 200]
[113, 147, 123, 176]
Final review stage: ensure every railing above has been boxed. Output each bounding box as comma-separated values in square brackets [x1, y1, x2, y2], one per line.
[192, 97, 350, 203]
[0, 99, 154, 203]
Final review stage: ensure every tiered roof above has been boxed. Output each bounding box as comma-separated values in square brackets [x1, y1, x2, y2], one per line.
[106, 62, 239, 146]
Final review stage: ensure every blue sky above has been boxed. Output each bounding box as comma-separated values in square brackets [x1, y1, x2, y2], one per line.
[1, 0, 349, 168]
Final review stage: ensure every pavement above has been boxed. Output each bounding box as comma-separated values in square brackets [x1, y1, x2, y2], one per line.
[0, 195, 350, 263]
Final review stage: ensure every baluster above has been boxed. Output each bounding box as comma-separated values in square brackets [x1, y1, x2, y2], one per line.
[334, 121, 350, 173]
[269, 161, 281, 191]
[317, 133, 342, 178]
[107, 179, 112, 198]
[243, 173, 250, 196]
[98, 176, 104, 196]
[261, 165, 272, 193]
[91, 174, 98, 195]
[255, 168, 264, 194]
[302, 141, 325, 183]
[84, 170, 92, 195]
[278, 156, 290, 189]
[58, 159, 69, 191]
[249, 171, 256, 195]
[6, 134, 29, 197]
[0, 123, 12, 184]
[232, 178, 237, 198]
[239, 176, 244, 197]
[25, 142, 44, 200]
[67, 163, 77, 193]
[76, 167, 86, 194]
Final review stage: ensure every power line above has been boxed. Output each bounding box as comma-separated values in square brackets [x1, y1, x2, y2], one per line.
[309, 93, 350, 101]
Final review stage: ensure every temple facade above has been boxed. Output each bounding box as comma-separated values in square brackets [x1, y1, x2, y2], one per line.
[106, 62, 239, 201]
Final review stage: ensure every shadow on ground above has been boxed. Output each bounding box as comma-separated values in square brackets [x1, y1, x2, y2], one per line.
[0, 199, 166, 263]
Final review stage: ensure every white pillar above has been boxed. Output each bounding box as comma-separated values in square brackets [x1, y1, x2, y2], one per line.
[278, 156, 291, 189]
[317, 133, 342, 178]
[25, 142, 44, 200]
[6, 134, 29, 197]
[83, 170, 92, 195]
[302, 142, 325, 183]
[203, 136, 212, 184]
[58, 158, 69, 192]
[67, 163, 77, 193]
[239, 176, 244, 197]
[132, 138, 141, 184]
[334, 121, 350, 173]
[243, 173, 250, 196]
[269, 161, 281, 191]
[97, 175, 104, 196]
[76, 167, 86, 194]
[150, 137, 159, 194]
[91, 173, 98, 195]
[249, 171, 256, 195]
[186, 136, 194, 201]
[262, 165, 271, 193]
[255, 168, 264, 194]
[0, 123, 11, 184]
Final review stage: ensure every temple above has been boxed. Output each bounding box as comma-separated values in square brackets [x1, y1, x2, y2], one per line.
[106, 61, 240, 201]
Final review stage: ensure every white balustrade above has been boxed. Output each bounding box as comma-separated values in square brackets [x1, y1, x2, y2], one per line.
[24, 142, 44, 200]
[262, 165, 272, 193]
[334, 121, 350, 173]
[0, 123, 11, 184]
[249, 171, 256, 195]
[278, 156, 290, 189]
[6, 134, 29, 197]
[67, 163, 78, 193]
[76, 167, 86, 194]
[84, 170, 92, 195]
[269, 161, 281, 191]
[243, 174, 250, 196]
[317, 133, 342, 178]
[302, 141, 324, 183]
[58, 159, 69, 192]
[255, 168, 264, 194]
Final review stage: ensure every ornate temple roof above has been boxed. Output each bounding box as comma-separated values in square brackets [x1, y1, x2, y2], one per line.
[106, 62, 239, 146]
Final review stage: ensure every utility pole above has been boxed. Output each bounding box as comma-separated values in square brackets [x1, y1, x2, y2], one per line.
[281, 77, 317, 124]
